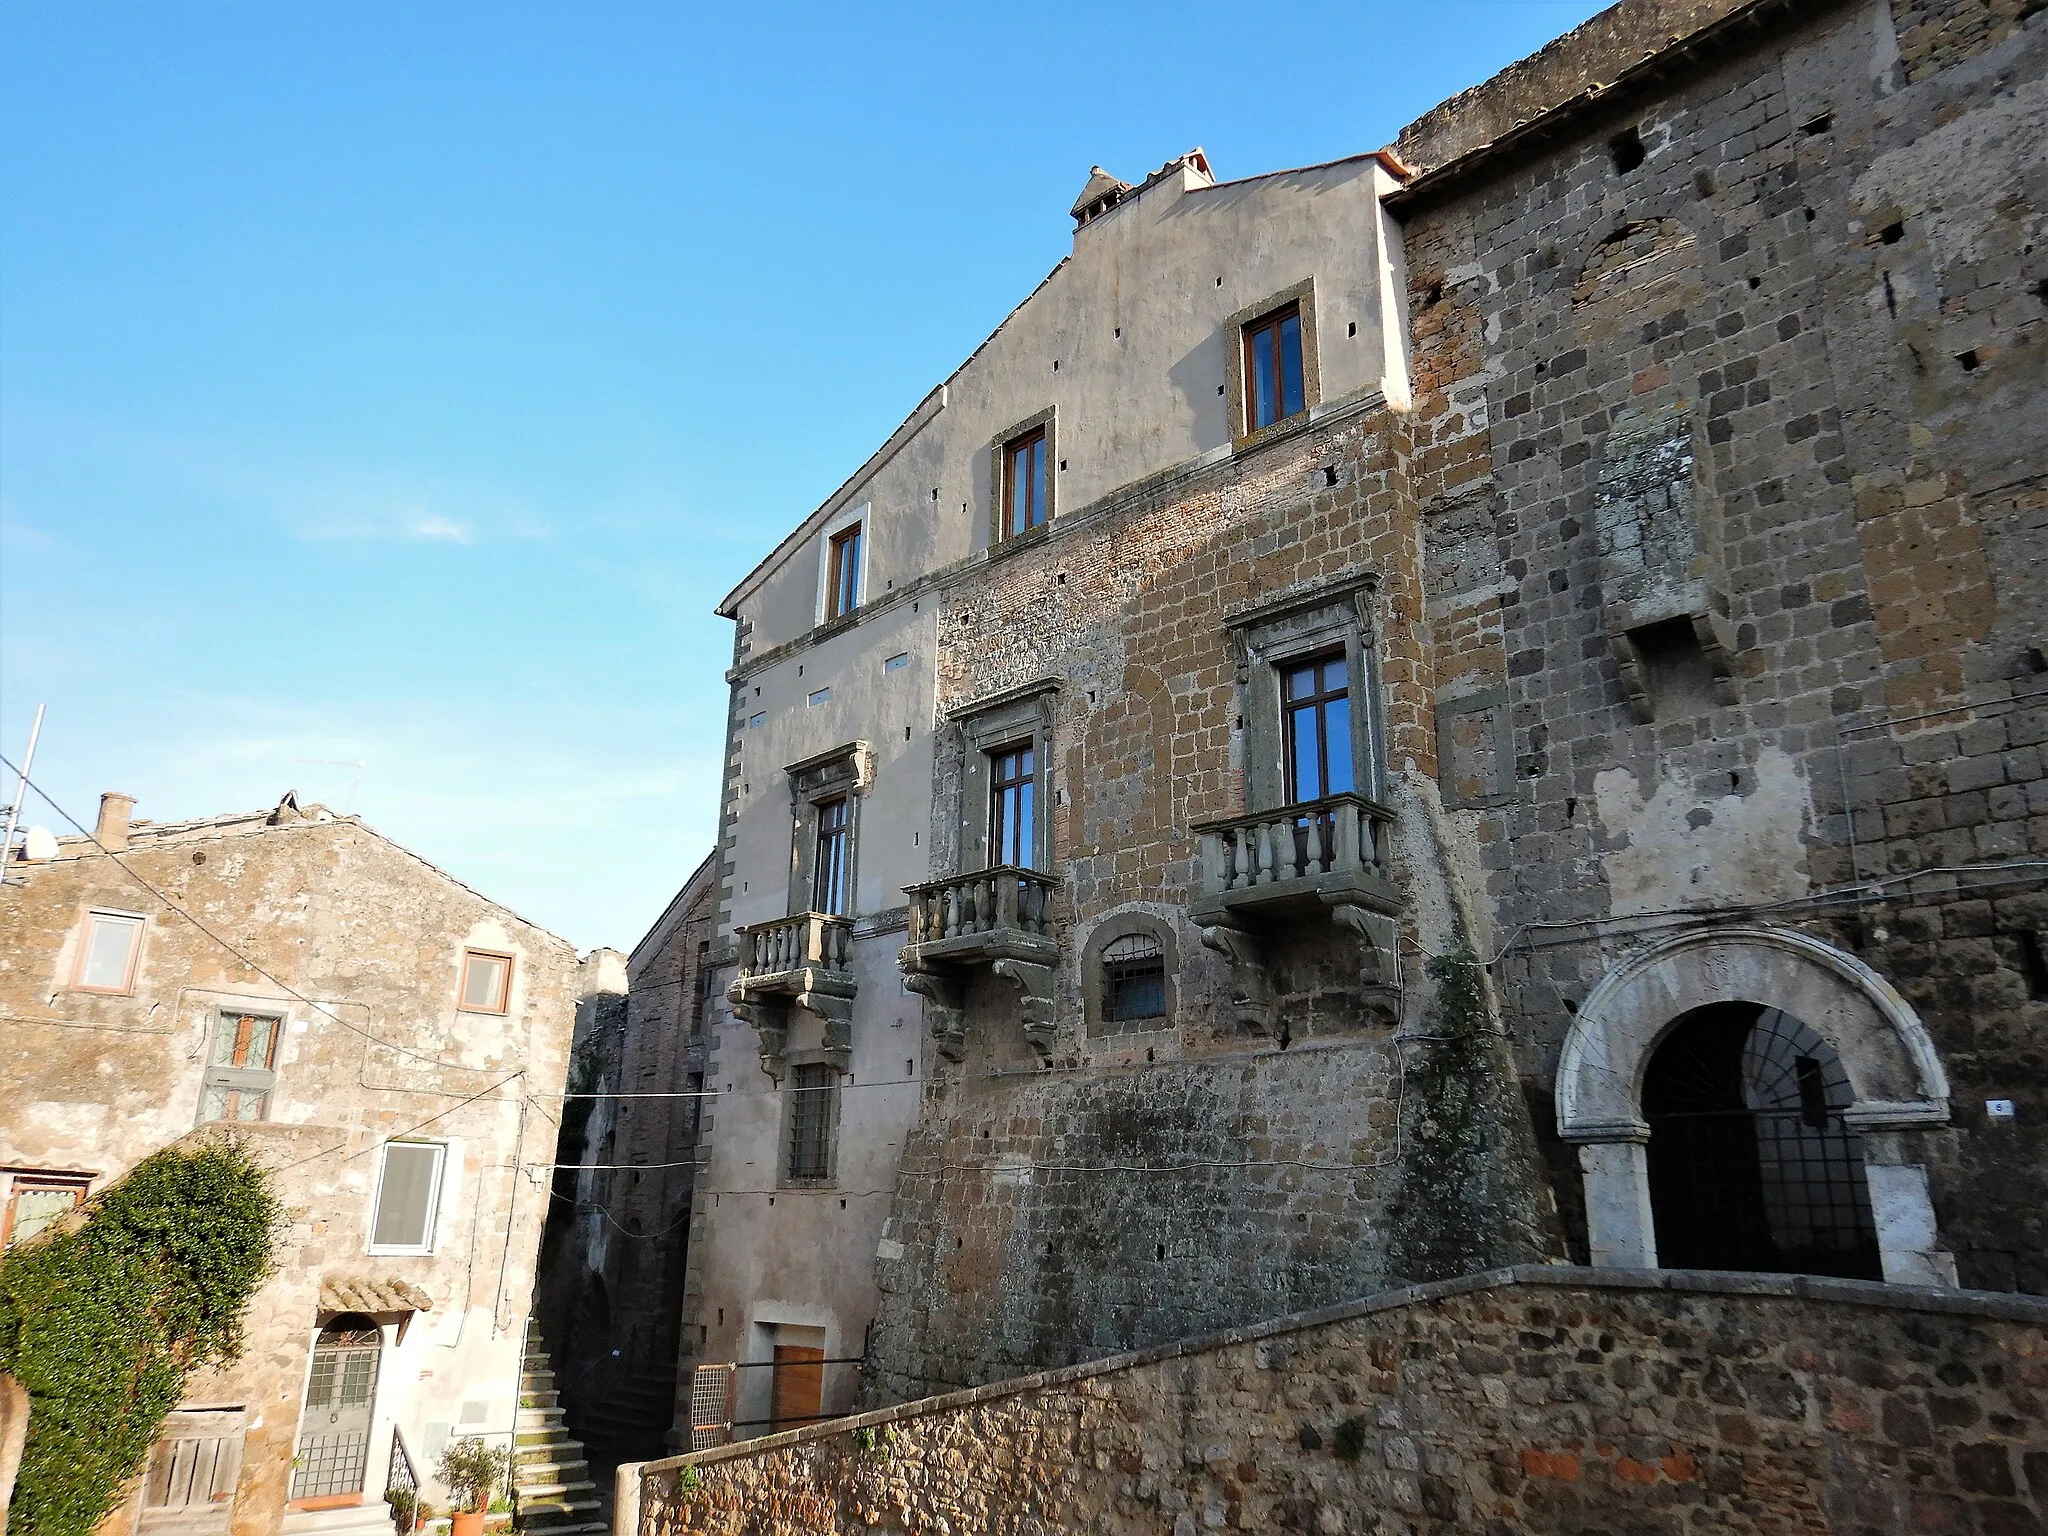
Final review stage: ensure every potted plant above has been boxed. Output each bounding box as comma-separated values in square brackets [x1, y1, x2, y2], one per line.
[435, 1437, 511, 1536]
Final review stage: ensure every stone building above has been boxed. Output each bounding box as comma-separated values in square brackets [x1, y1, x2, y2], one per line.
[533, 854, 717, 1465]
[0, 790, 607, 1536]
[666, 0, 2046, 1457]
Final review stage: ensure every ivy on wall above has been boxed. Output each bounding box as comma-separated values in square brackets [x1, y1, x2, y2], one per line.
[1385, 951, 1559, 1284]
[0, 1139, 280, 1536]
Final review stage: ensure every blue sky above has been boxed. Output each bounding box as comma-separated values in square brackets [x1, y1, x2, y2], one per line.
[1, 0, 1606, 952]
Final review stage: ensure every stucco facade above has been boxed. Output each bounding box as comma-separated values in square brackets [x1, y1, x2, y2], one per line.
[0, 792, 599, 1536]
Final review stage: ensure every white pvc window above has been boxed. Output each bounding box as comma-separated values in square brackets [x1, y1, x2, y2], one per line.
[368, 1141, 446, 1254]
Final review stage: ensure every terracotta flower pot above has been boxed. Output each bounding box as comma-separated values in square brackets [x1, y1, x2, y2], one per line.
[451, 1508, 486, 1536]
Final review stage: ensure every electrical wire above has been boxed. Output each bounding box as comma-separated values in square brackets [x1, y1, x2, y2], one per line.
[3, 756, 500, 1072]
[273, 1070, 528, 1174]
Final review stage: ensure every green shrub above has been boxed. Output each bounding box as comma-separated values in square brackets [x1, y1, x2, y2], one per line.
[0, 1139, 280, 1536]
[434, 1437, 511, 1514]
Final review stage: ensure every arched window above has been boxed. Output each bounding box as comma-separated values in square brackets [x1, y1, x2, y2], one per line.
[1644, 1003, 1880, 1279]
[1102, 934, 1166, 1023]
[1083, 914, 1177, 1036]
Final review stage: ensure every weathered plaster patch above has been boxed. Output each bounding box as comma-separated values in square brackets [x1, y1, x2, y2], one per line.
[1593, 746, 1811, 916]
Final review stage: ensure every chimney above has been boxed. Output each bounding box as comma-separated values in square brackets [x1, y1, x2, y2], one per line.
[95, 792, 135, 852]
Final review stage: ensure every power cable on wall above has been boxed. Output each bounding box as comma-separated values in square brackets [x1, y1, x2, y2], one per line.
[2, 758, 488, 1073]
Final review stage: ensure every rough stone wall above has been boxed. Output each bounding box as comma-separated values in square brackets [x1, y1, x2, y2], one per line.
[868, 392, 1559, 1403]
[1394, 0, 2048, 1288]
[637, 1269, 2048, 1536]
[0, 801, 584, 1534]
[857, 0, 2048, 1406]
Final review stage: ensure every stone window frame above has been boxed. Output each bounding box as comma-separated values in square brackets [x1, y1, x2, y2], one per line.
[1556, 924, 1956, 1288]
[812, 501, 870, 629]
[949, 680, 1058, 873]
[1225, 572, 1385, 813]
[1081, 909, 1179, 1037]
[784, 741, 872, 918]
[987, 407, 1057, 551]
[777, 1061, 843, 1189]
[1225, 277, 1322, 451]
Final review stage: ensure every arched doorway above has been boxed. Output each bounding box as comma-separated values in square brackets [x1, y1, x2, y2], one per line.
[1643, 1003, 1881, 1279]
[290, 1315, 382, 1502]
[1555, 925, 1954, 1285]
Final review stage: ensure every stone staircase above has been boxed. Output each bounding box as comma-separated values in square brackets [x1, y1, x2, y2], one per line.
[513, 1322, 607, 1536]
[569, 1363, 679, 1466]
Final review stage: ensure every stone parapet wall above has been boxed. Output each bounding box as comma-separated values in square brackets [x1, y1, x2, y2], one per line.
[631, 1267, 2048, 1535]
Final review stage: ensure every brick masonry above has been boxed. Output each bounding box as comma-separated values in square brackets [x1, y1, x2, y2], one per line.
[855, 0, 2048, 1403]
[634, 1268, 2048, 1535]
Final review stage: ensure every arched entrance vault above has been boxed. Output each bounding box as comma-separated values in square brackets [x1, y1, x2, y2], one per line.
[1555, 926, 1956, 1287]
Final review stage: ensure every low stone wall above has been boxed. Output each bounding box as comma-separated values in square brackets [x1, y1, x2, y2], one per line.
[629, 1267, 2048, 1535]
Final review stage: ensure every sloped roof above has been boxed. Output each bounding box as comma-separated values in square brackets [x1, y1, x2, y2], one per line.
[320, 1276, 434, 1315]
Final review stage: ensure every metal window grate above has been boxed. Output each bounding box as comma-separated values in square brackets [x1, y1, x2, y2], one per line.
[290, 1432, 370, 1501]
[786, 1065, 836, 1180]
[1102, 933, 1166, 1023]
[1645, 1004, 1880, 1279]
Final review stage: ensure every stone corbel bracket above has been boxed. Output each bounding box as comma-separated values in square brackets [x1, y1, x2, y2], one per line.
[730, 973, 855, 1078]
[728, 989, 788, 1078]
[1606, 596, 1739, 723]
[1327, 900, 1401, 989]
[901, 963, 966, 1063]
[989, 958, 1057, 1062]
[1198, 924, 1274, 1035]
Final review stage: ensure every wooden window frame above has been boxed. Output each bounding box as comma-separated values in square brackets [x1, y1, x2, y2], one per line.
[457, 949, 514, 1015]
[1280, 650, 1354, 805]
[988, 742, 1037, 870]
[72, 908, 145, 995]
[1, 1170, 93, 1249]
[825, 522, 863, 619]
[1002, 427, 1048, 540]
[811, 797, 851, 916]
[1241, 301, 1305, 433]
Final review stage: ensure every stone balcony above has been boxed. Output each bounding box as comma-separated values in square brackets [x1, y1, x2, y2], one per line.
[728, 911, 857, 1074]
[1189, 793, 1403, 1034]
[898, 867, 1060, 1062]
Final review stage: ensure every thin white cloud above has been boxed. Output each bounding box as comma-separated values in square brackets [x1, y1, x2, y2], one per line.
[405, 513, 474, 543]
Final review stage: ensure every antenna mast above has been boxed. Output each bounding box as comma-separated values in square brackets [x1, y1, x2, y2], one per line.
[1, 703, 47, 884]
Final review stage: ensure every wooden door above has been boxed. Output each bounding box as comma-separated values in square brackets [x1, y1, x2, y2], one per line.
[769, 1346, 824, 1431]
[137, 1410, 245, 1536]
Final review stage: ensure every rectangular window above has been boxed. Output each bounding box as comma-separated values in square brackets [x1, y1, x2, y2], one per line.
[812, 798, 850, 915]
[1282, 653, 1354, 803]
[74, 910, 144, 993]
[200, 1010, 282, 1123]
[458, 950, 512, 1013]
[368, 1141, 446, 1253]
[1243, 302, 1305, 431]
[2, 1172, 91, 1249]
[990, 744, 1036, 869]
[1003, 428, 1047, 539]
[786, 1064, 837, 1180]
[826, 523, 863, 619]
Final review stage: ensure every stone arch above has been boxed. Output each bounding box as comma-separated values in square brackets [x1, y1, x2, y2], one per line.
[1079, 907, 1180, 1037]
[1556, 925, 1955, 1287]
